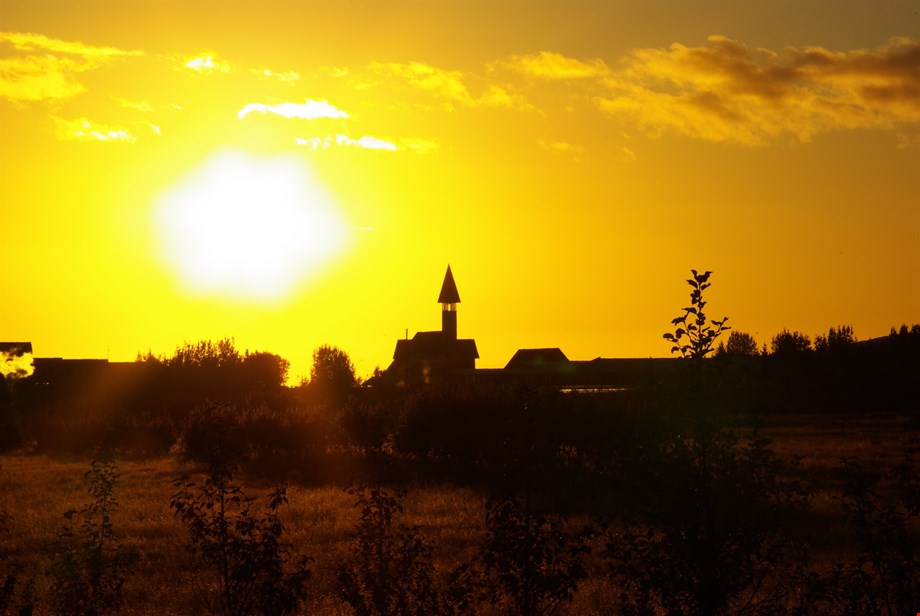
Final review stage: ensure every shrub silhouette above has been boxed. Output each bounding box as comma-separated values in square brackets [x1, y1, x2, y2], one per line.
[170, 452, 311, 616]
[47, 455, 130, 616]
[605, 432, 810, 615]
[822, 445, 920, 614]
[606, 269, 810, 614]
[474, 494, 589, 616]
[336, 485, 440, 616]
[0, 463, 34, 615]
[176, 403, 248, 464]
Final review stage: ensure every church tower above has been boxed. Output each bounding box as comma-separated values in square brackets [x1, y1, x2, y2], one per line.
[438, 265, 461, 340]
[376, 264, 478, 385]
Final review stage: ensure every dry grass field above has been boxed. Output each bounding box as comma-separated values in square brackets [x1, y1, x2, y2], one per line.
[0, 412, 916, 615]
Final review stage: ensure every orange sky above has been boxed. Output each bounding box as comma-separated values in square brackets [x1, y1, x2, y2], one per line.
[2, 1, 919, 382]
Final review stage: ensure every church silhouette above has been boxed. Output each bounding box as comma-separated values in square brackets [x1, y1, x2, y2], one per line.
[377, 266, 479, 386]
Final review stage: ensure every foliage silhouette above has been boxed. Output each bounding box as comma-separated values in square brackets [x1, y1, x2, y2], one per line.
[821, 443, 920, 614]
[715, 330, 760, 357]
[606, 268, 811, 614]
[605, 431, 810, 615]
[663, 269, 729, 359]
[770, 329, 812, 355]
[474, 494, 589, 616]
[176, 403, 249, 465]
[0, 463, 34, 615]
[336, 485, 440, 616]
[308, 344, 358, 404]
[170, 451, 311, 616]
[241, 351, 290, 391]
[47, 454, 130, 616]
[137, 339, 289, 417]
[814, 324, 856, 352]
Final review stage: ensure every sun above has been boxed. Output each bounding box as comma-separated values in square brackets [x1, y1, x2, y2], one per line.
[154, 150, 349, 302]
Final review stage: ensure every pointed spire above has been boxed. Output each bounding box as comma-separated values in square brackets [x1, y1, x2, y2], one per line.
[437, 265, 461, 304]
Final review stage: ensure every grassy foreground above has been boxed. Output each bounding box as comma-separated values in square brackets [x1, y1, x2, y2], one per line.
[0, 412, 913, 615]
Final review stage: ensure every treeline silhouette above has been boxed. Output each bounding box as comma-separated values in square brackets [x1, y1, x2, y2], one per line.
[2, 324, 918, 458]
[1, 271, 919, 613]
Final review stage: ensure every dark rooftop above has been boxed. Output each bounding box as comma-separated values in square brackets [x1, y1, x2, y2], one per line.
[505, 348, 569, 370]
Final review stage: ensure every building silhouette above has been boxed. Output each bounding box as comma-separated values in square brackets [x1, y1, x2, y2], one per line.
[377, 266, 479, 385]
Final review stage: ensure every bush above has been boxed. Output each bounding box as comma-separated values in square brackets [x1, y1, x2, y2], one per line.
[170, 454, 312, 615]
[336, 486, 440, 616]
[176, 403, 248, 465]
[474, 495, 589, 616]
[0, 463, 34, 615]
[605, 432, 810, 615]
[822, 447, 920, 614]
[606, 269, 811, 614]
[47, 455, 130, 616]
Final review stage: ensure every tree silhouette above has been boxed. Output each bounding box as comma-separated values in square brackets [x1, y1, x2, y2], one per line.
[308, 345, 357, 403]
[770, 329, 812, 356]
[814, 325, 856, 352]
[715, 331, 759, 357]
[241, 352, 289, 391]
[165, 338, 242, 369]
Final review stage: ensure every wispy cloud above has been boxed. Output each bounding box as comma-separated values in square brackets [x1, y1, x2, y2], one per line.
[294, 134, 441, 153]
[399, 137, 441, 155]
[252, 67, 300, 83]
[1, 31, 141, 59]
[368, 61, 533, 111]
[179, 53, 299, 82]
[336, 134, 397, 150]
[114, 98, 155, 112]
[53, 116, 138, 142]
[371, 61, 473, 109]
[182, 53, 232, 74]
[296, 134, 397, 151]
[538, 140, 586, 157]
[238, 100, 348, 120]
[321, 66, 350, 79]
[0, 55, 87, 101]
[494, 51, 609, 79]
[479, 85, 535, 111]
[596, 36, 920, 145]
[0, 32, 139, 102]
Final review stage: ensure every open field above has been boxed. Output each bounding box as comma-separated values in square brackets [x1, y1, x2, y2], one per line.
[1, 411, 916, 615]
[0, 454, 494, 615]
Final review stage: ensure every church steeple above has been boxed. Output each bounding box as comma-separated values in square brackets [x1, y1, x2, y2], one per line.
[438, 265, 460, 339]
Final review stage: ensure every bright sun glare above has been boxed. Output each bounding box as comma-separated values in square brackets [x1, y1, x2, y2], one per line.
[154, 150, 349, 302]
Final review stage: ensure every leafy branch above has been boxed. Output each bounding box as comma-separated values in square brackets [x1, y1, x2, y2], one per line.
[663, 269, 730, 359]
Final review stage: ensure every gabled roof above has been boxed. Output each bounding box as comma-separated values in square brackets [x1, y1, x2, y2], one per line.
[505, 348, 569, 370]
[437, 265, 461, 304]
[393, 331, 479, 361]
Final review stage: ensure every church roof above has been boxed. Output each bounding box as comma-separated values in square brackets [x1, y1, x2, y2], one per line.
[393, 331, 479, 362]
[437, 265, 461, 304]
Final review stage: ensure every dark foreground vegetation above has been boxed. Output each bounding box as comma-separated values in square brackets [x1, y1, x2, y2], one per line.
[1, 272, 919, 614]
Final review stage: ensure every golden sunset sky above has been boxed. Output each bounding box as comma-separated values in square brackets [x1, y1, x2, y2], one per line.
[2, 0, 919, 381]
